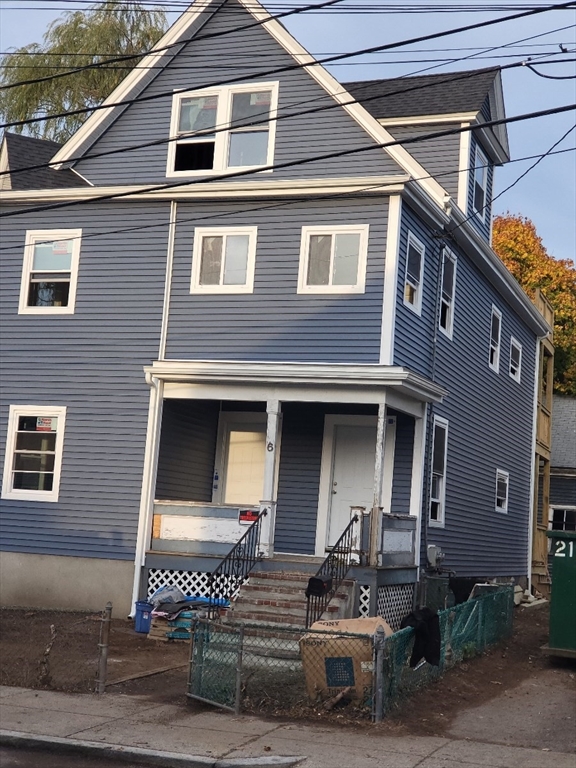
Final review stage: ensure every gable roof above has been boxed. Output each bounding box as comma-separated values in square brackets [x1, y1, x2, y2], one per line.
[50, 0, 448, 207]
[344, 68, 500, 119]
[0, 132, 88, 190]
[345, 67, 510, 163]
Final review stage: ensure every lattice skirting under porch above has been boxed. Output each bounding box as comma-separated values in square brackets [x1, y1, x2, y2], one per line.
[358, 585, 371, 617]
[376, 583, 415, 630]
[146, 568, 244, 601]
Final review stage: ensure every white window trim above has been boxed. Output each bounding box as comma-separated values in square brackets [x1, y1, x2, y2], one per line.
[439, 248, 457, 339]
[509, 337, 523, 383]
[190, 226, 258, 294]
[489, 305, 502, 374]
[18, 230, 82, 315]
[429, 415, 449, 528]
[495, 468, 509, 513]
[403, 231, 425, 315]
[297, 224, 369, 295]
[1, 405, 67, 503]
[166, 82, 279, 178]
[472, 145, 488, 222]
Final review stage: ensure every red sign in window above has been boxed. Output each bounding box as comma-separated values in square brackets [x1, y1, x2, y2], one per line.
[239, 509, 258, 524]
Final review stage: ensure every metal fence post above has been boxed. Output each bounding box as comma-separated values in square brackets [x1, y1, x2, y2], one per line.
[96, 602, 112, 694]
[373, 626, 386, 723]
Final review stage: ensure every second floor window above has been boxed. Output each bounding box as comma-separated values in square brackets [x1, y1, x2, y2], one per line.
[191, 227, 257, 294]
[167, 83, 278, 175]
[509, 337, 522, 382]
[439, 249, 457, 338]
[18, 230, 82, 315]
[403, 232, 425, 314]
[489, 306, 502, 372]
[297, 225, 369, 294]
[495, 469, 509, 512]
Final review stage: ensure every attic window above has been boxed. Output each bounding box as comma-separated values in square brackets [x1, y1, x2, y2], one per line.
[168, 83, 278, 176]
[472, 145, 488, 220]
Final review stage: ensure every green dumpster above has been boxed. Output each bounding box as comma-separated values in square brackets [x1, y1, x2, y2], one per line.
[544, 531, 576, 659]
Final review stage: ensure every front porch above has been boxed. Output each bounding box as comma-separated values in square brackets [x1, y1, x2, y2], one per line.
[135, 361, 445, 626]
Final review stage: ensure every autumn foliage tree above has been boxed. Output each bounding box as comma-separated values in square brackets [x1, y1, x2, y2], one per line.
[492, 214, 576, 396]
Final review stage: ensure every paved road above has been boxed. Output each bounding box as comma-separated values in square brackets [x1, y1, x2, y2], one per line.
[0, 746, 148, 767]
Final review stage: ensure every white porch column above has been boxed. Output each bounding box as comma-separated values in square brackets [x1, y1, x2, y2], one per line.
[410, 405, 428, 568]
[259, 399, 281, 557]
[369, 400, 387, 566]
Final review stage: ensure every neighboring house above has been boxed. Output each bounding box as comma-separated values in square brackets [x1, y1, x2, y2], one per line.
[549, 395, 576, 533]
[0, 0, 550, 624]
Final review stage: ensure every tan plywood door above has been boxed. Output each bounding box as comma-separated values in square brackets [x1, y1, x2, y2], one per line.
[328, 425, 376, 547]
[223, 426, 266, 506]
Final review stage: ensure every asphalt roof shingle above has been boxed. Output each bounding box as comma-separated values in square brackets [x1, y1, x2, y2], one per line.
[343, 68, 498, 120]
[2, 132, 87, 190]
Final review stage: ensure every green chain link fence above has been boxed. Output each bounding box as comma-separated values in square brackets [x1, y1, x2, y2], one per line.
[186, 586, 515, 719]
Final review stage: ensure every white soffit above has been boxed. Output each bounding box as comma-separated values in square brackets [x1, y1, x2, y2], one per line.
[51, 0, 448, 207]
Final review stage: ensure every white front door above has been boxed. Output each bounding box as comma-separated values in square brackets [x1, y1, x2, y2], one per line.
[327, 422, 377, 547]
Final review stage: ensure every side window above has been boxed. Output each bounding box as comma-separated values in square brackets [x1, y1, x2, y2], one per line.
[18, 230, 81, 315]
[489, 306, 502, 373]
[191, 227, 257, 294]
[429, 417, 448, 527]
[509, 337, 522, 382]
[439, 249, 457, 338]
[495, 469, 509, 513]
[403, 232, 425, 314]
[297, 225, 369, 294]
[167, 83, 278, 175]
[1, 406, 67, 502]
[472, 145, 488, 220]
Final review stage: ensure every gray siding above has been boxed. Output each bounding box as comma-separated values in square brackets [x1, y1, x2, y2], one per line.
[550, 477, 576, 507]
[166, 196, 388, 362]
[0, 203, 169, 560]
[467, 132, 493, 241]
[74, 0, 403, 185]
[395, 203, 537, 578]
[551, 395, 576, 469]
[390, 412, 414, 515]
[155, 399, 219, 501]
[387, 123, 460, 200]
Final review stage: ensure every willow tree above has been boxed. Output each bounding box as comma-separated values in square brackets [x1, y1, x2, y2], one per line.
[0, 1, 167, 143]
[492, 214, 576, 396]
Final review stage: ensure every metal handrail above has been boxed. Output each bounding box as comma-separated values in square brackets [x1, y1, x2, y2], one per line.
[305, 514, 359, 628]
[208, 508, 267, 617]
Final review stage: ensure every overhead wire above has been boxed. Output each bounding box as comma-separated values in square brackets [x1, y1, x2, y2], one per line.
[1, 100, 574, 219]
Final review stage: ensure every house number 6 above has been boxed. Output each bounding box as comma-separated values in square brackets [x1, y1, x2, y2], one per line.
[267, 442, 274, 452]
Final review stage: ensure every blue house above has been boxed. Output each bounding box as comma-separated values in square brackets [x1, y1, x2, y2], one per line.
[0, 0, 550, 625]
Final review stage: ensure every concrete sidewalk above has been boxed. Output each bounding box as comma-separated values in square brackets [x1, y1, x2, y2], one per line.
[0, 685, 574, 768]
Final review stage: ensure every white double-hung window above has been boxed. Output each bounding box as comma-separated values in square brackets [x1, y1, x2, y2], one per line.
[297, 225, 369, 294]
[167, 83, 278, 175]
[439, 248, 457, 338]
[429, 416, 448, 527]
[509, 337, 522, 382]
[495, 469, 509, 513]
[1, 405, 67, 502]
[489, 306, 502, 372]
[191, 227, 257, 293]
[472, 145, 488, 220]
[403, 232, 425, 314]
[19, 230, 81, 314]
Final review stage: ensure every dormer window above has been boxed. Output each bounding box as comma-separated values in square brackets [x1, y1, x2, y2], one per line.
[473, 145, 488, 220]
[167, 83, 278, 176]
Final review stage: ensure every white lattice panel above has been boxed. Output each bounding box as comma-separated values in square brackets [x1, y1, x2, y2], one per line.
[358, 585, 371, 617]
[147, 568, 243, 601]
[376, 583, 415, 630]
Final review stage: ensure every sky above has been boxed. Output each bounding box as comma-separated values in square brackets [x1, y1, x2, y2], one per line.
[0, 0, 575, 260]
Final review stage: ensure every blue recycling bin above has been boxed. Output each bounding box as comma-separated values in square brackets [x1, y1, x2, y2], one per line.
[134, 601, 153, 633]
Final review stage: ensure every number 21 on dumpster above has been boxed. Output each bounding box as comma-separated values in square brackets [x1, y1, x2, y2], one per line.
[554, 540, 574, 558]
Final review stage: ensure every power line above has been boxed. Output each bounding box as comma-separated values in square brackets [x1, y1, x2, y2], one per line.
[1, 0, 574, 104]
[2, 57, 574, 179]
[1, 142, 573, 254]
[1, 101, 574, 219]
[525, 62, 576, 77]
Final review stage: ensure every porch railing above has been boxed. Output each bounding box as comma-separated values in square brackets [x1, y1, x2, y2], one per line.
[208, 508, 267, 617]
[305, 514, 359, 628]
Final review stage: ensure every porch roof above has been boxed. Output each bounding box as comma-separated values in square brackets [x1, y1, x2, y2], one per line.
[145, 360, 446, 405]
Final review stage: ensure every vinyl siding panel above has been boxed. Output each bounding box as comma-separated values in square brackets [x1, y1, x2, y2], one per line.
[387, 124, 460, 199]
[166, 196, 388, 362]
[155, 399, 219, 501]
[395, 203, 537, 577]
[0, 203, 168, 560]
[74, 0, 403, 185]
[390, 412, 414, 515]
[550, 477, 576, 506]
